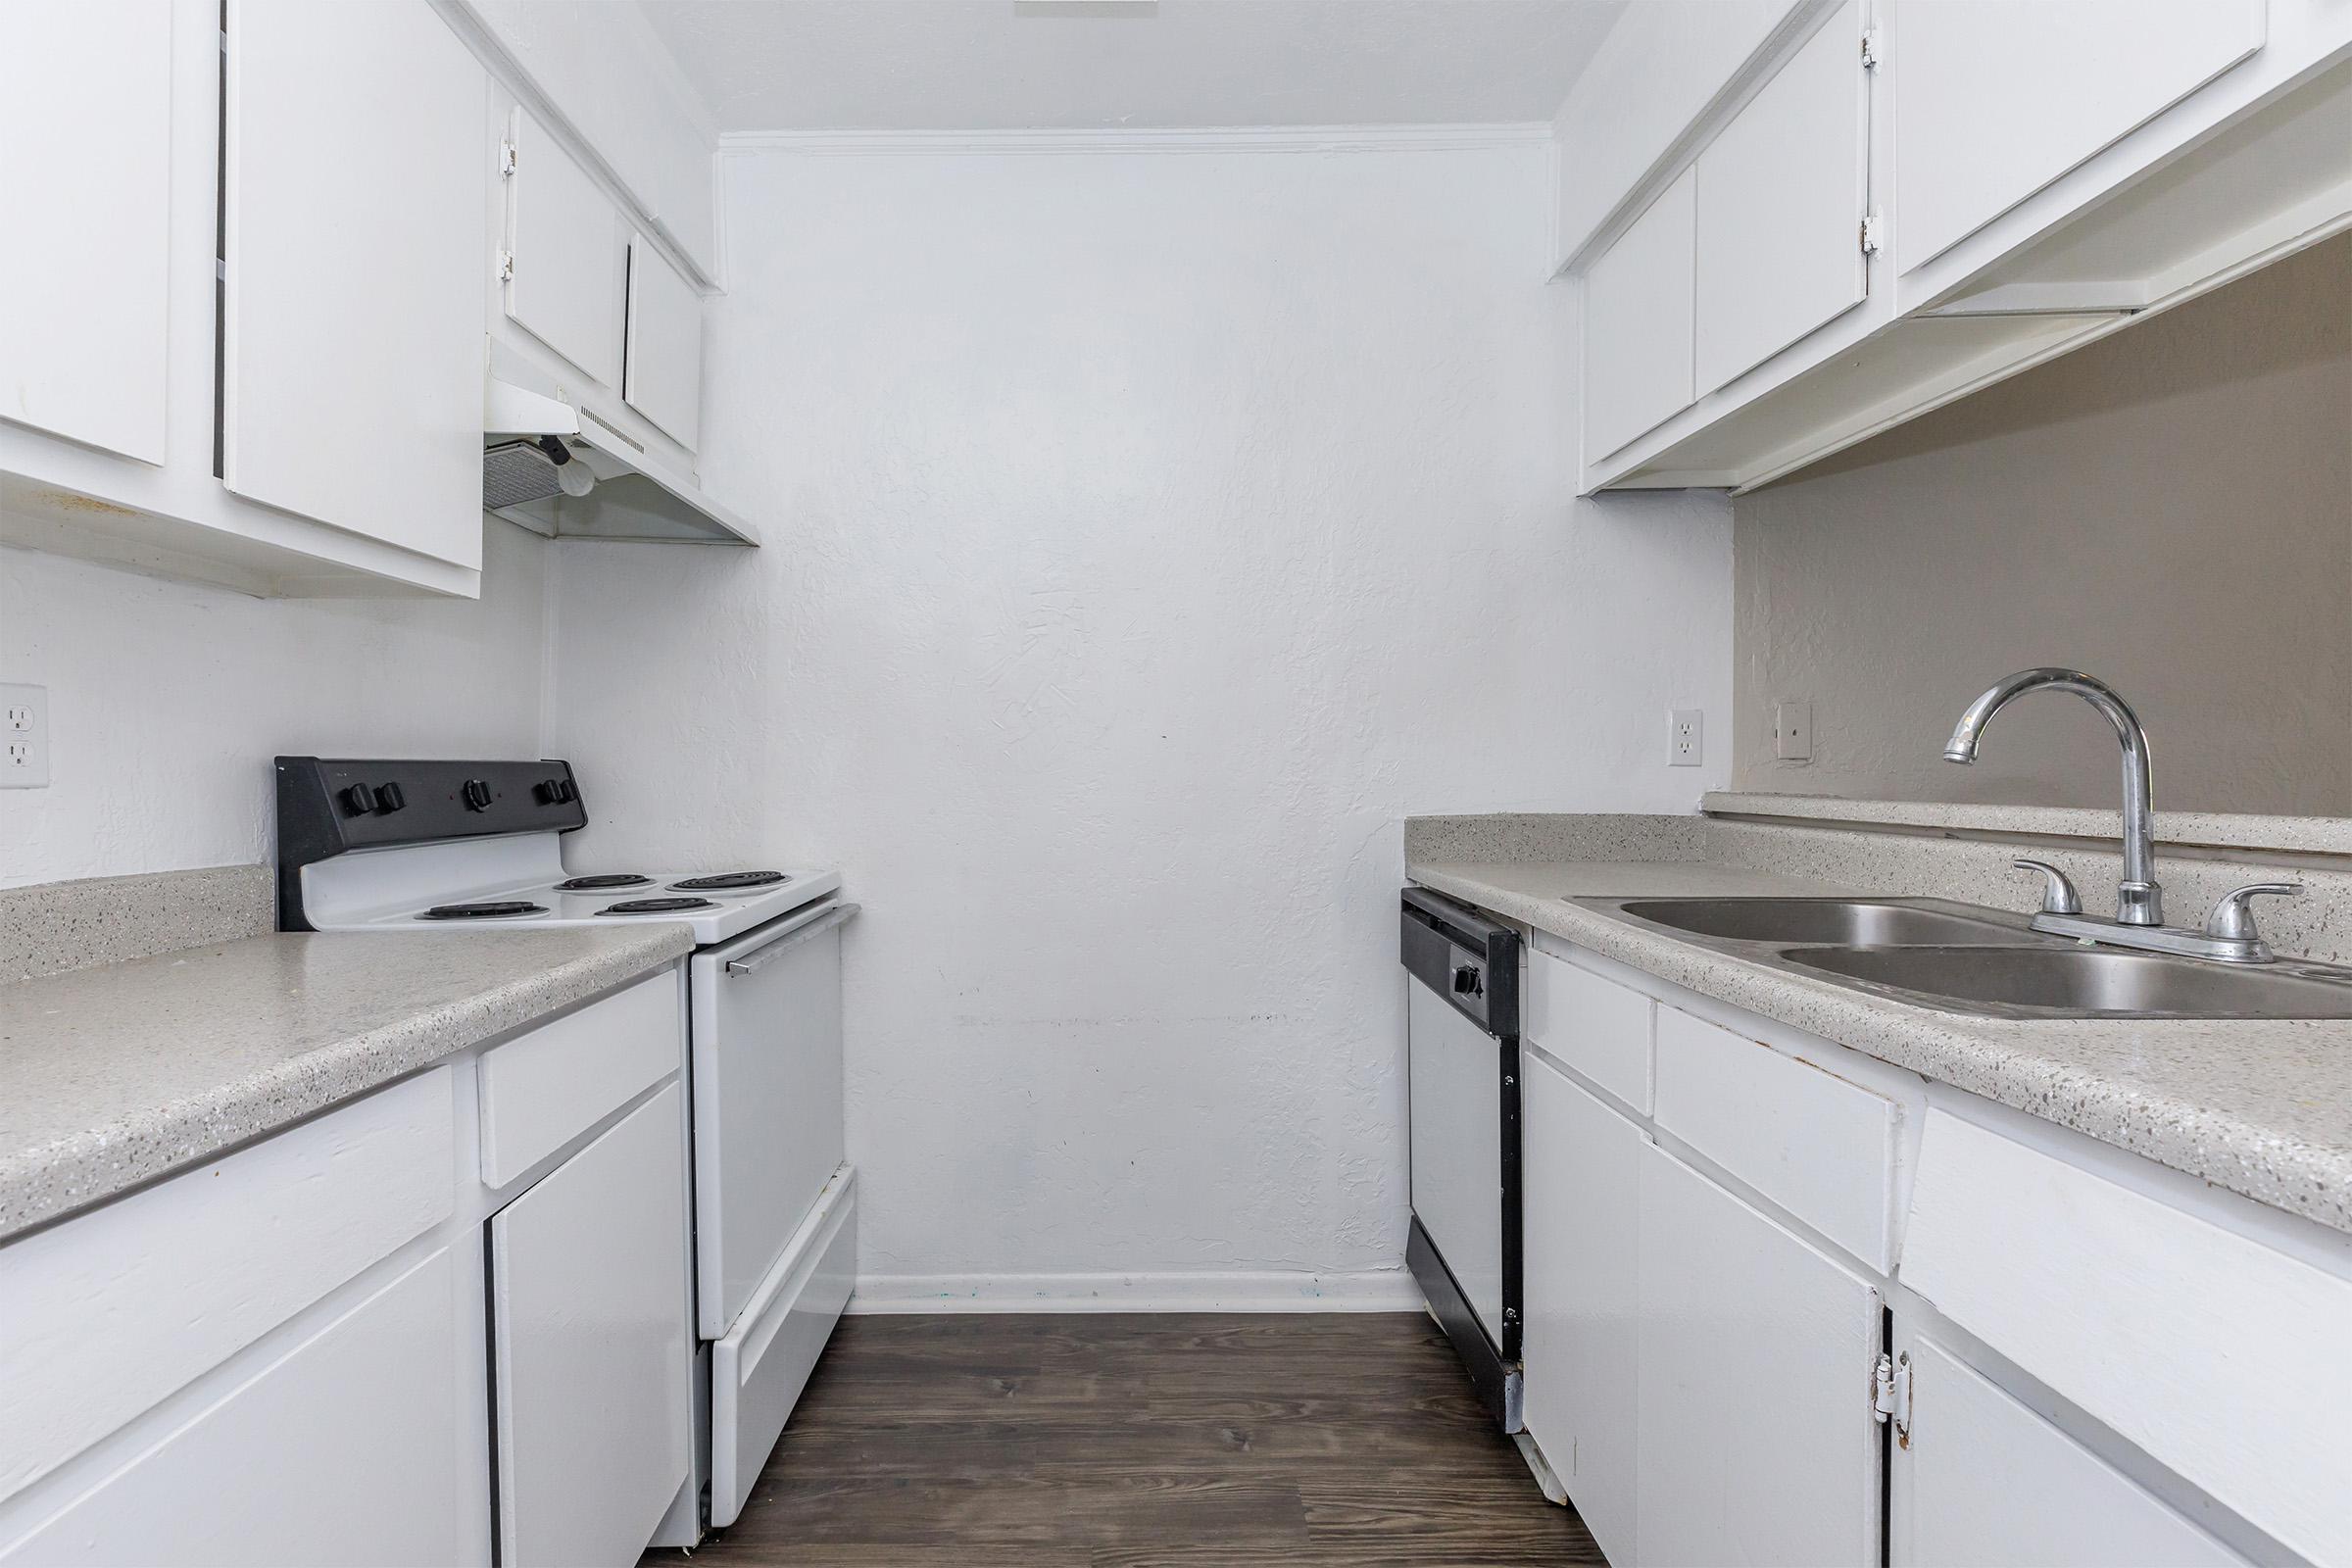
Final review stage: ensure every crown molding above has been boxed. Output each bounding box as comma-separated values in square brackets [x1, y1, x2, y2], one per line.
[718, 122, 1556, 156]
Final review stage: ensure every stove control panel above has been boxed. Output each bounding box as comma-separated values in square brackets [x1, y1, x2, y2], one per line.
[275, 757, 588, 930]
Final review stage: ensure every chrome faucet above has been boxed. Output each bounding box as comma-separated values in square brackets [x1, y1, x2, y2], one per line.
[1943, 668, 2161, 925]
[1943, 667, 2300, 963]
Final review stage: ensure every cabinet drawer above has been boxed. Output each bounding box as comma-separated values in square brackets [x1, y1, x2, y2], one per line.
[1524, 949, 1652, 1111]
[0, 1067, 455, 1500]
[1652, 1005, 1897, 1269]
[478, 971, 681, 1189]
[710, 1167, 857, 1529]
[1, 1247, 467, 1566]
[1903, 1108, 2352, 1564]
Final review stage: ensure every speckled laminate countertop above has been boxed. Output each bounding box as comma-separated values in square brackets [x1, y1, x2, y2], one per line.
[0, 927, 693, 1240]
[1408, 855, 2352, 1236]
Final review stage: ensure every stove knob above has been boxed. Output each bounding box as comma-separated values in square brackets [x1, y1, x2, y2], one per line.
[533, 777, 564, 806]
[462, 778, 494, 812]
[339, 782, 377, 815]
[375, 782, 407, 814]
[560, 778, 579, 804]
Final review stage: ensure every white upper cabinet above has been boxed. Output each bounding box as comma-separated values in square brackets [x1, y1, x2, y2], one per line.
[221, 0, 487, 571]
[503, 108, 627, 391]
[1583, 170, 1696, 461]
[0, 0, 173, 465]
[623, 236, 704, 451]
[1894, 0, 2268, 274]
[1693, 0, 1871, 396]
[1562, 0, 2352, 494]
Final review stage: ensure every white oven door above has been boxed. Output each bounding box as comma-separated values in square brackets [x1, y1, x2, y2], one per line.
[690, 900, 856, 1341]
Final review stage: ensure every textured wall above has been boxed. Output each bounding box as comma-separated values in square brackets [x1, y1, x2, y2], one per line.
[0, 521, 550, 886]
[1733, 234, 2352, 814]
[547, 143, 1733, 1307]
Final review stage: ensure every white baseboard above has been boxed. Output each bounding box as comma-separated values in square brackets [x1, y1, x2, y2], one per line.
[847, 1268, 1424, 1315]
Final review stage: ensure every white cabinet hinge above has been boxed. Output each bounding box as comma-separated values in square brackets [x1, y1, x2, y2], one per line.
[496, 249, 515, 284]
[1859, 210, 1885, 257]
[1860, 25, 1883, 69]
[499, 140, 517, 178]
[1872, 1350, 1913, 1447]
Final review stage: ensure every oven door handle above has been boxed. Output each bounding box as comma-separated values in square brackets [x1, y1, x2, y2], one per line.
[724, 902, 860, 976]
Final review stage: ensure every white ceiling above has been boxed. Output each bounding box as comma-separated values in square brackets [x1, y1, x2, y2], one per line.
[637, 0, 1628, 133]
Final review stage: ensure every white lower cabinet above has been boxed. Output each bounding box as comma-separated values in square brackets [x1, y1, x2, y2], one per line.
[1514, 933, 2347, 1568]
[1521, 1050, 1643, 1566]
[1888, 1322, 2244, 1568]
[1, 1247, 471, 1567]
[490, 1081, 694, 1568]
[1636, 1141, 1884, 1567]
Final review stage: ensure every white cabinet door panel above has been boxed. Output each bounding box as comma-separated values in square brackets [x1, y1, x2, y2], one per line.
[1693, 0, 1870, 396]
[0, 0, 172, 463]
[623, 235, 703, 450]
[505, 108, 626, 389]
[1894, 0, 2268, 273]
[1891, 1325, 2247, 1568]
[221, 0, 486, 569]
[1521, 1054, 1642, 1568]
[491, 1081, 692, 1568]
[1637, 1142, 1883, 1567]
[1, 1247, 469, 1567]
[1583, 168, 1696, 462]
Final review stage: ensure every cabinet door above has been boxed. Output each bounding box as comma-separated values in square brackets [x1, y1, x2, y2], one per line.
[1692, 0, 1870, 396]
[505, 108, 626, 389]
[0, 0, 172, 463]
[1637, 1142, 1883, 1567]
[623, 235, 703, 450]
[490, 1083, 692, 1568]
[1, 1247, 471, 1567]
[1890, 1323, 2247, 1567]
[1521, 1052, 1642, 1568]
[1583, 168, 1695, 462]
[221, 0, 486, 570]
[1893, 0, 2267, 273]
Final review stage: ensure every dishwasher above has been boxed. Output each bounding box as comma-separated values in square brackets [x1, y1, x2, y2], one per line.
[1400, 886, 1523, 1431]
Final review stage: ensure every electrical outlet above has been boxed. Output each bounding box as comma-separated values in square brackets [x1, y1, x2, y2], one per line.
[1668, 708, 1703, 767]
[1775, 700, 1814, 762]
[2, 684, 50, 789]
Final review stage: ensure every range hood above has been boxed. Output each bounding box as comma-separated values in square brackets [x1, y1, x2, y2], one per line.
[482, 351, 758, 547]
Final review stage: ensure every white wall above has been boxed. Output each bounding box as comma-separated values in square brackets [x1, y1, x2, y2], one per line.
[0, 520, 550, 886]
[549, 140, 1732, 1308]
[1733, 233, 2352, 815]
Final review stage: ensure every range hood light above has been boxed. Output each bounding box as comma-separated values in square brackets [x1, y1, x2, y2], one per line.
[540, 435, 597, 497]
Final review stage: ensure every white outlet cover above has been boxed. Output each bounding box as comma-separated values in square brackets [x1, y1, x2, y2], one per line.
[1775, 699, 1813, 762]
[1669, 708, 1703, 767]
[2, 683, 50, 788]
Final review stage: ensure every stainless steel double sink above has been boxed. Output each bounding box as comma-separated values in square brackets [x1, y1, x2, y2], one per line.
[1576, 896, 2352, 1020]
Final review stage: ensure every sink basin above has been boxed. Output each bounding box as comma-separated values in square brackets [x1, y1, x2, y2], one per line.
[1612, 898, 2031, 947]
[1785, 945, 2352, 1019]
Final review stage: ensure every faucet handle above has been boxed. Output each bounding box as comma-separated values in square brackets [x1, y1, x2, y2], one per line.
[2204, 883, 2300, 943]
[2012, 858, 2082, 915]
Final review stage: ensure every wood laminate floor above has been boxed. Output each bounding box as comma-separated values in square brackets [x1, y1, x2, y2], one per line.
[650, 1312, 1603, 1567]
